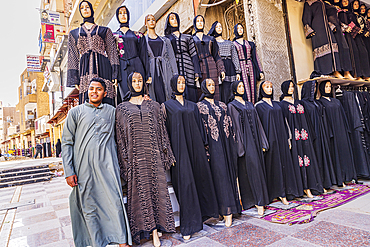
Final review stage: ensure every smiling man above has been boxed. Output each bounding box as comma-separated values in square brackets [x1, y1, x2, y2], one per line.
[62, 77, 132, 247]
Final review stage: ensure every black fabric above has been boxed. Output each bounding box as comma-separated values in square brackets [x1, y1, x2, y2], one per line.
[116, 6, 130, 28]
[233, 23, 244, 41]
[148, 36, 166, 104]
[164, 12, 180, 36]
[318, 96, 357, 184]
[199, 79, 214, 101]
[255, 100, 303, 201]
[279, 99, 323, 193]
[170, 74, 185, 97]
[228, 100, 269, 208]
[257, 81, 273, 101]
[193, 15, 204, 33]
[79, 0, 94, 24]
[164, 99, 218, 235]
[319, 80, 332, 97]
[280, 80, 293, 101]
[208, 21, 221, 38]
[301, 81, 337, 188]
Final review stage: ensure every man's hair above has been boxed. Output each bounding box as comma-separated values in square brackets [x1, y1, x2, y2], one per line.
[90, 77, 107, 91]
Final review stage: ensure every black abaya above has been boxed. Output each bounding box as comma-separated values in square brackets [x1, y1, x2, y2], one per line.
[228, 100, 269, 209]
[163, 99, 218, 235]
[255, 100, 303, 201]
[148, 37, 166, 104]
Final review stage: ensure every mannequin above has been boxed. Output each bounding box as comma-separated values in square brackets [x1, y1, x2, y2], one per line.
[208, 21, 241, 103]
[67, 0, 118, 106]
[233, 23, 263, 104]
[197, 79, 241, 227]
[115, 72, 175, 246]
[228, 81, 269, 215]
[300, 81, 336, 190]
[279, 80, 324, 198]
[145, 14, 178, 103]
[255, 81, 303, 204]
[193, 15, 226, 101]
[163, 75, 218, 240]
[325, 0, 354, 79]
[361, 6, 370, 69]
[318, 80, 357, 186]
[164, 13, 201, 102]
[114, 6, 151, 103]
[302, 0, 342, 78]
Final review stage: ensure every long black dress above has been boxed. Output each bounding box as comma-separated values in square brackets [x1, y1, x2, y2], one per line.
[255, 100, 303, 201]
[318, 96, 357, 183]
[352, 10, 370, 77]
[279, 100, 323, 193]
[148, 37, 166, 104]
[228, 100, 269, 209]
[302, 0, 340, 75]
[325, 1, 352, 72]
[197, 100, 241, 215]
[114, 29, 150, 101]
[338, 90, 370, 178]
[67, 24, 118, 105]
[300, 81, 336, 188]
[163, 99, 218, 236]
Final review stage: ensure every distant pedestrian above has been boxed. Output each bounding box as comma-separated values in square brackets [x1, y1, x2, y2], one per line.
[34, 143, 43, 159]
[55, 139, 61, 157]
[62, 77, 131, 247]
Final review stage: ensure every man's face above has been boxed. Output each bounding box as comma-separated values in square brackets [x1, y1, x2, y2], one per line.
[88, 81, 107, 104]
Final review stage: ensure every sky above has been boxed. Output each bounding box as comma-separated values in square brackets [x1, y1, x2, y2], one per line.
[0, 0, 41, 107]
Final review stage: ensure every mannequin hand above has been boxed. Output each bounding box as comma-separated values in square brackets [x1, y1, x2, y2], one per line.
[365, 32, 370, 37]
[66, 175, 78, 187]
[236, 74, 241, 81]
[262, 148, 266, 152]
[147, 77, 152, 84]
[221, 72, 225, 80]
[346, 27, 352, 33]
[112, 79, 118, 87]
[289, 144, 292, 150]
[75, 85, 80, 91]
[359, 29, 364, 34]
[260, 73, 264, 80]
[143, 95, 151, 101]
[196, 78, 200, 88]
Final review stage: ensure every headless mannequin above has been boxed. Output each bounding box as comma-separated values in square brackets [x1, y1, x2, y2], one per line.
[214, 23, 240, 81]
[235, 25, 264, 81]
[118, 8, 152, 84]
[261, 82, 289, 205]
[204, 79, 233, 226]
[129, 73, 160, 247]
[282, 82, 314, 198]
[235, 81, 265, 215]
[195, 17, 226, 81]
[168, 14, 199, 85]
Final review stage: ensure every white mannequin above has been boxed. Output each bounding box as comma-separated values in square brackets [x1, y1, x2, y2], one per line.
[235, 81, 265, 215]
[262, 81, 290, 205]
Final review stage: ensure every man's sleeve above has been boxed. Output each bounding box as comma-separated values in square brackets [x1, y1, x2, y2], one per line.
[62, 109, 77, 177]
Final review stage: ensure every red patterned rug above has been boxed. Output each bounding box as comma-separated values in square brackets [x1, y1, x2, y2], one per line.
[259, 184, 370, 225]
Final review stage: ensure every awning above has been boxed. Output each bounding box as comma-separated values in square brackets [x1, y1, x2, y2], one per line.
[48, 88, 79, 125]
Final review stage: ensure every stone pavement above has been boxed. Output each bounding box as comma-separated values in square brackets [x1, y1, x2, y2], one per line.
[0, 157, 62, 172]
[0, 177, 369, 247]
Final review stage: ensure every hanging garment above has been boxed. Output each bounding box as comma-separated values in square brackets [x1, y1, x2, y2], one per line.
[67, 25, 118, 106]
[115, 100, 176, 244]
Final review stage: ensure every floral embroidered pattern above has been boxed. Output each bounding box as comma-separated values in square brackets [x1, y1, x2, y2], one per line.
[208, 115, 219, 141]
[304, 24, 315, 37]
[211, 104, 222, 121]
[295, 128, 301, 141]
[224, 115, 230, 138]
[296, 104, 304, 114]
[304, 155, 310, 167]
[301, 129, 308, 140]
[197, 102, 209, 115]
[313, 43, 339, 61]
[298, 155, 304, 167]
[289, 105, 296, 114]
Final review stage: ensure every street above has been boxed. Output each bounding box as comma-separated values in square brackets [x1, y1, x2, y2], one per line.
[0, 159, 369, 247]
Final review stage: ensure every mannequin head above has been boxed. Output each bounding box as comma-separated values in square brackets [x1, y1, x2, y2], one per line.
[169, 13, 178, 27]
[325, 81, 332, 94]
[352, 0, 360, 11]
[126, 72, 145, 99]
[132, 72, 143, 93]
[262, 81, 273, 96]
[367, 9, 370, 18]
[80, 1, 92, 18]
[233, 23, 245, 40]
[200, 79, 215, 100]
[193, 15, 205, 33]
[118, 6, 128, 24]
[177, 76, 186, 93]
[237, 24, 244, 36]
[207, 21, 222, 37]
[341, 0, 349, 8]
[288, 82, 295, 95]
[145, 14, 156, 30]
[360, 4, 366, 15]
[319, 80, 332, 97]
[237, 81, 245, 95]
[206, 79, 215, 94]
[216, 23, 222, 35]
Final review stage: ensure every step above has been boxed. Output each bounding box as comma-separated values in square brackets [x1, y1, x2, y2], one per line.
[0, 172, 53, 183]
[0, 176, 52, 188]
[0, 168, 51, 178]
[0, 164, 50, 174]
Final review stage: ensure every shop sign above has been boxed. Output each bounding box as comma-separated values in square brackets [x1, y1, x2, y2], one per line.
[26, 55, 42, 72]
[40, 9, 61, 25]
